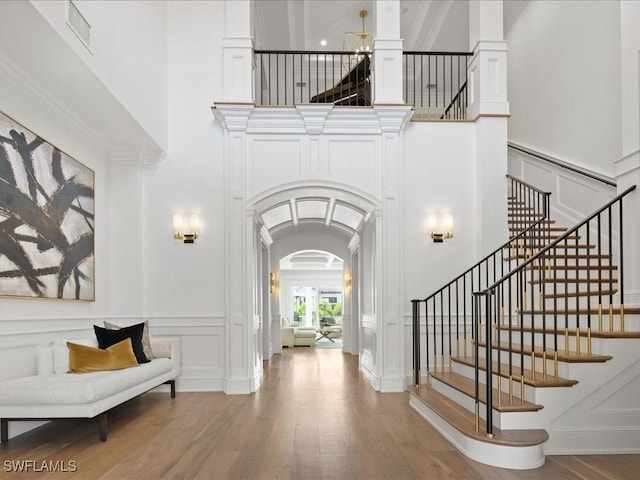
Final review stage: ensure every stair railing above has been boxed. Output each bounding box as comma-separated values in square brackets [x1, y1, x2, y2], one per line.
[474, 184, 636, 438]
[411, 177, 551, 389]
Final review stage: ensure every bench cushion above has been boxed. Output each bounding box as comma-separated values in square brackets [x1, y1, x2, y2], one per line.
[0, 358, 172, 406]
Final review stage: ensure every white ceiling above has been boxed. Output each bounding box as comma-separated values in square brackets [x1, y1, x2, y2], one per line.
[280, 249, 344, 270]
[254, 0, 528, 53]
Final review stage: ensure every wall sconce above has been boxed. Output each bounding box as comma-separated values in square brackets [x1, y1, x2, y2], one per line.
[269, 273, 276, 294]
[345, 272, 352, 292]
[427, 213, 454, 243]
[173, 213, 200, 244]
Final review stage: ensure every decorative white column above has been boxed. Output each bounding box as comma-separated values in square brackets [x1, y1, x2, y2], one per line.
[373, 0, 404, 104]
[468, 0, 510, 257]
[213, 104, 256, 394]
[376, 105, 412, 392]
[467, 0, 509, 119]
[223, 0, 254, 103]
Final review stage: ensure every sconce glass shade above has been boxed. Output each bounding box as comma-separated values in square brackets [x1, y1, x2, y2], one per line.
[173, 212, 199, 244]
[427, 212, 454, 243]
[269, 273, 276, 294]
[442, 213, 453, 232]
[345, 272, 352, 291]
[426, 213, 438, 231]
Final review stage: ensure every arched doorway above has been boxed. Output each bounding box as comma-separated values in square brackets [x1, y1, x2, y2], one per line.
[253, 186, 374, 361]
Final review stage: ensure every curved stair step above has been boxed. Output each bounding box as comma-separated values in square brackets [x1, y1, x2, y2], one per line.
[498, 324, 640, 339]
[477, 341, 612, 363]
[408, 386, 549, 447]
[452, 356, 578, 387]
[429, 371, 544, 412]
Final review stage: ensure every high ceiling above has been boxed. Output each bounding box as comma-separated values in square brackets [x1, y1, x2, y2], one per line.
[253, 1, 528, 241]
[254, 0, 529, 53]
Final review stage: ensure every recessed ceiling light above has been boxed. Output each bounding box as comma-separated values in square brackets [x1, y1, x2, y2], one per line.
[320, 39, 327, 46]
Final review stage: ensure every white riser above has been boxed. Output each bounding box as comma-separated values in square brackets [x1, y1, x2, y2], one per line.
[429, 374, 542, 430]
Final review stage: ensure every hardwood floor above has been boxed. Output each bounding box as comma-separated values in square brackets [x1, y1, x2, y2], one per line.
[2, 348, 639, 479]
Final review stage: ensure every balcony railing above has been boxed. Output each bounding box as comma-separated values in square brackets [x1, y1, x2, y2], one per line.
[254, 50, 371, 107]
[403, 51, 472, 120]
[254, 49, 472, 118]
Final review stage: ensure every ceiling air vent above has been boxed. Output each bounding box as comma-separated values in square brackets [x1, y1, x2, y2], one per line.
[67, 0, 91, 49]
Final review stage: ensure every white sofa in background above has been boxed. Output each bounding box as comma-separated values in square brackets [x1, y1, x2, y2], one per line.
[281, 318, 316, 347]
[0, 336, 180, 443]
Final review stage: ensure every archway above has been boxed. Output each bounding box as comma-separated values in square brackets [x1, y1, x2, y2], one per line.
[251, 185, 377, 363]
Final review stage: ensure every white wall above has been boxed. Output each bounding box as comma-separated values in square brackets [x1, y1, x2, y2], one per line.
[31, 0, 169, 151]
[402, 121, 478, 307]
[507, 0, 623, 177]
[141, 0, 226, 390]
[620, 0, 640, 156]
[0, 0, 226, 401]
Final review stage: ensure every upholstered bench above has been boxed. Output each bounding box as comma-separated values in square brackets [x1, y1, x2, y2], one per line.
[0, 336, 180, 442]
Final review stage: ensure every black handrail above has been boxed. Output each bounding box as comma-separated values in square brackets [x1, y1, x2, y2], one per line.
[508, 143, 616, 187]
[411, 176, 551, 395]
[484, 185, 635, 292]
[440, 80, 467, 120]
[474, 184, 636, 438]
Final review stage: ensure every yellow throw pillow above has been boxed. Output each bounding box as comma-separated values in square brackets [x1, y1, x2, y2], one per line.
[67, 338, 139, 373]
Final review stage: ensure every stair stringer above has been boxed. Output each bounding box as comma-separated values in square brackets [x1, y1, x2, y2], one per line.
[473, 335, 640, 431]
[541, 340, 640, 454]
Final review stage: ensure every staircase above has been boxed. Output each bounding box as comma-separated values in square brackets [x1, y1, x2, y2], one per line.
[409, 175, 639, 469]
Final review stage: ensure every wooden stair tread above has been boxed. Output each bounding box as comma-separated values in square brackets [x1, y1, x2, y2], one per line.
[452, 356, 578, 387]
[509, 226, 567, 231]
[529, 277, 617, 284]
[517, 306, 640, 315]
[408, 386, 549, 447]
[478, 341, 612, 363]
[506, 253, 610, 259]
[498, 324, 640, 339]
[429, 371, 544, 412]
[541, 289, 618, 298]
[509, 244, 595, 250]
[522, 264, 617, 271]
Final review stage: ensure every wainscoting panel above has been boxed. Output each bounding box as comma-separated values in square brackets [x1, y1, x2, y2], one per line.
[508, 145, 616, 228]
[248, 136, 304, 197]
[360, 314, 378, 388]
[325, 138, 381, 195]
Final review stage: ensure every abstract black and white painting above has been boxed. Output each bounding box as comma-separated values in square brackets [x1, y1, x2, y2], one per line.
[0, 112, 94, 300]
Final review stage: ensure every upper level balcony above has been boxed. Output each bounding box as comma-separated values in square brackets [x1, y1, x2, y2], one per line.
[254, 49, 472, 120]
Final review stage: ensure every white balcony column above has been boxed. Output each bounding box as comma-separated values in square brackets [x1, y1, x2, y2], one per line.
[467, 0, 509, 119]
[467, 1, 510, 256]
[373, 0, 404, 104]
[222, 0, 254, 103]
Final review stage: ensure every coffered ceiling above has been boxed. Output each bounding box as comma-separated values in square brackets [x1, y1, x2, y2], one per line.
[260, 195, 368, 239]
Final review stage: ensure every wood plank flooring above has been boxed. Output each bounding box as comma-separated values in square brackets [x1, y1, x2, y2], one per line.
[2, 348, 639, 479]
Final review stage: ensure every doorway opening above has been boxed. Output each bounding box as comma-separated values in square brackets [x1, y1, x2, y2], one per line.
[280, 250, 344, 349]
